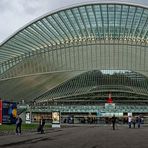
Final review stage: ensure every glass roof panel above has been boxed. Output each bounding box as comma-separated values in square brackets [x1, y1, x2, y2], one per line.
[0, 2, 147, 72]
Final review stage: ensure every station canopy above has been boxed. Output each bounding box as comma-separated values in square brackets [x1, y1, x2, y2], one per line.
[0, 2, 148, 103]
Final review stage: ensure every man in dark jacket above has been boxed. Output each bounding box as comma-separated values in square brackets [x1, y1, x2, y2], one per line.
[112, 115, 116, 130]
[38, 117, 45, 134]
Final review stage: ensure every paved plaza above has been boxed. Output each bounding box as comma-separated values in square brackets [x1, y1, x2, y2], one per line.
[0, 125, 147, 148]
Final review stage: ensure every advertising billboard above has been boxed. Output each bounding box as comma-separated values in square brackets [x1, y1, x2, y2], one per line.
[2, 101, 17, 124]
[52, 112, 60, 128]
[26, 112, 31, 124]
[52, 112, 60, 124]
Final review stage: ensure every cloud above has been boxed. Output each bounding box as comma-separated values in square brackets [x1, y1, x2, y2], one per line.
[0, 0, 52, 43]
[0, 0, 148, 43]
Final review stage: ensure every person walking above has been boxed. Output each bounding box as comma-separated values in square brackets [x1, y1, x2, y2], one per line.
[38, 116, 45, 134]
[137, 115, 141, 128]
[132, 116, 136, 128]
[15, 115, 22, 135]
[111, 115, 116, 130]
[128, 116, 132, 128]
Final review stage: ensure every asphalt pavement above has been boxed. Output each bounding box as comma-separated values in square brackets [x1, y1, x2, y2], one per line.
[0, 125, 147, 148]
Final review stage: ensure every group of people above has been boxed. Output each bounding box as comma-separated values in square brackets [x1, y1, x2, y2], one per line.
[128, 115, 142, 128]
[15, 115, 45, 135]
[111, 115, 143, 130]
[15, 114, 142, 134]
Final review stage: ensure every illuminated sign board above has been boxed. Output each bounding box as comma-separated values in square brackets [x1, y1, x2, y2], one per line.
[26, 112, 31, 124]
[52, 112, 60, 124]
[105, 103, 115, 110]
[2, 101, 17, 124]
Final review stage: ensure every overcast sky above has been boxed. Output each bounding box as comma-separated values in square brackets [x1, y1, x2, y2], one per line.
[0, 0, 148, 43]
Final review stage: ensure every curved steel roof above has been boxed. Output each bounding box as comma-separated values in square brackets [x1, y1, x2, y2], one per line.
[0, 70, 148, 103]
[0, 2, 148, 63]
[34, 70, 148, 102]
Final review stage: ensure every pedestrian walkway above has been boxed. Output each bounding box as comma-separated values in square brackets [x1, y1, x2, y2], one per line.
[0, 126, 147, 148]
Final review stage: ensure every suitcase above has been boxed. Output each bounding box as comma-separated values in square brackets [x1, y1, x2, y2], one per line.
[37, 125, 41, 132]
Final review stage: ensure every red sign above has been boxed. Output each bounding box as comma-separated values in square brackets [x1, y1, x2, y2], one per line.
[0, 100, 2, 124]
[107, 98, 113, 103]
[107, 93, 113, 103]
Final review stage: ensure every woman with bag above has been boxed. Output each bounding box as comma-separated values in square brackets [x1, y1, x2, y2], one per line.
[15, 115, 22, 135]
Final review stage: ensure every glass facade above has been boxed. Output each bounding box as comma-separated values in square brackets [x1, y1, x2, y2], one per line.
[0, 2, 148, 103]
